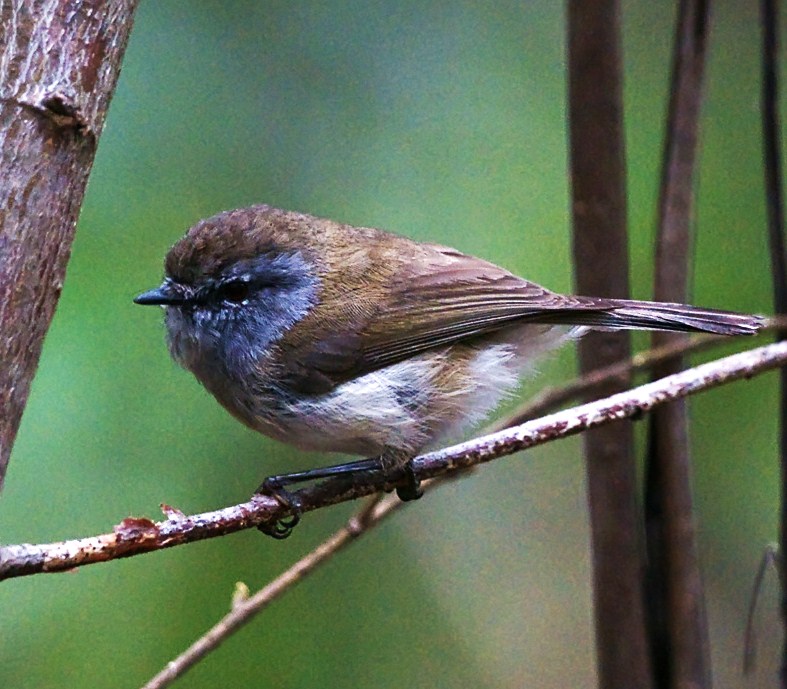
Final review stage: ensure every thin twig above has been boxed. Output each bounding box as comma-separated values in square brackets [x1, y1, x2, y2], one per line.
[743, 544, 780, 675]
[140, 490, 404, 689]
[1, 340, 783, 583]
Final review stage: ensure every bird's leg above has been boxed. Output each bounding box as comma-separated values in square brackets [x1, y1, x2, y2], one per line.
[257, 458, 383, 538]
[259, 457, 383, 493]
[257, 450, 423, 538]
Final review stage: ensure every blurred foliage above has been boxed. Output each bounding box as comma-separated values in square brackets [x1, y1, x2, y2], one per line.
[0, 1, 781, 687]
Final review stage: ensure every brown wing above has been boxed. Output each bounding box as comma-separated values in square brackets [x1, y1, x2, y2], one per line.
[357, 249, 587, 366]
[275, 244, 598, 394]
[275, 239, 761, 394]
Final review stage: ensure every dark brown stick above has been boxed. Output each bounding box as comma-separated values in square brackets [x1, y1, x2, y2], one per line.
[646, 2, 713, 687]
[567, 2, 652, 686]
[760, 0, 787, 683]
[0, 0, 139, 488]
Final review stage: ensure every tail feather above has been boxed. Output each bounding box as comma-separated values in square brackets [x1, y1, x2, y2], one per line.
[565, 298, 764, 336]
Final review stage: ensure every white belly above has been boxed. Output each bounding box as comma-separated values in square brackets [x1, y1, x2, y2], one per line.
[247, 323, 578, 457]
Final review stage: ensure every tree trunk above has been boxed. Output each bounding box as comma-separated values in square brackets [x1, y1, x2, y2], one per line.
[0, 0, 139, 487]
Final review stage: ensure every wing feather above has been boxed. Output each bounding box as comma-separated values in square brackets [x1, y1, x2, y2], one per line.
[276, 245, 595, 393]
[274, 242, 761, 394]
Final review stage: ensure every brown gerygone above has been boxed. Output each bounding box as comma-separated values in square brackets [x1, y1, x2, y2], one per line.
[135, 205, 762, 535]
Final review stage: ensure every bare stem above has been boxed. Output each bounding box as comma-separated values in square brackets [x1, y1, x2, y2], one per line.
[743, 543, 780, 675]
[647, 1, 713, 686]
[566, 1, 651, 683]
[759, 0, 787, 682]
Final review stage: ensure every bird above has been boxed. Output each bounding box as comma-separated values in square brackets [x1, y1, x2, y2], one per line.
[134, 204, 763, 536]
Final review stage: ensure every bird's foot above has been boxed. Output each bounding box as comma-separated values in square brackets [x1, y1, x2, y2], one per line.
[255, 458, 382, 538]
[256, 477, 303, 539]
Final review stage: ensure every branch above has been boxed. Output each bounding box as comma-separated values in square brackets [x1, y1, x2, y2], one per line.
[0, 0, 140, 487]
[1, 340, 783, 582]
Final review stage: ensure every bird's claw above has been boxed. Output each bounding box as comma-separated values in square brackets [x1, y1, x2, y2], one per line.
[258, 511, 301, 539]
[256, 477, 303, 539]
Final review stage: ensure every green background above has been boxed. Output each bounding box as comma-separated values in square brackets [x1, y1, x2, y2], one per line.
[0, 1, 780, 687]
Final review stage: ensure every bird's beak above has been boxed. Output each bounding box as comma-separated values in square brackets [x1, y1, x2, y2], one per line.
[133, 283, 188, 306]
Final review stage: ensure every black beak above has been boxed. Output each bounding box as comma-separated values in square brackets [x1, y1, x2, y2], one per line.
[134, 284, 188, 306]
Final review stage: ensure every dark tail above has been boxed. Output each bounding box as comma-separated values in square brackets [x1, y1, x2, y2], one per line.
[564, 297, 764, 336]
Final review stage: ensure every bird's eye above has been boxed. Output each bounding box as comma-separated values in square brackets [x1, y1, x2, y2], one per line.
[218, 281, 250, 304]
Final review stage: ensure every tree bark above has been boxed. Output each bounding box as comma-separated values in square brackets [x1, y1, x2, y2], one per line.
[0, 0, 139, 487]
